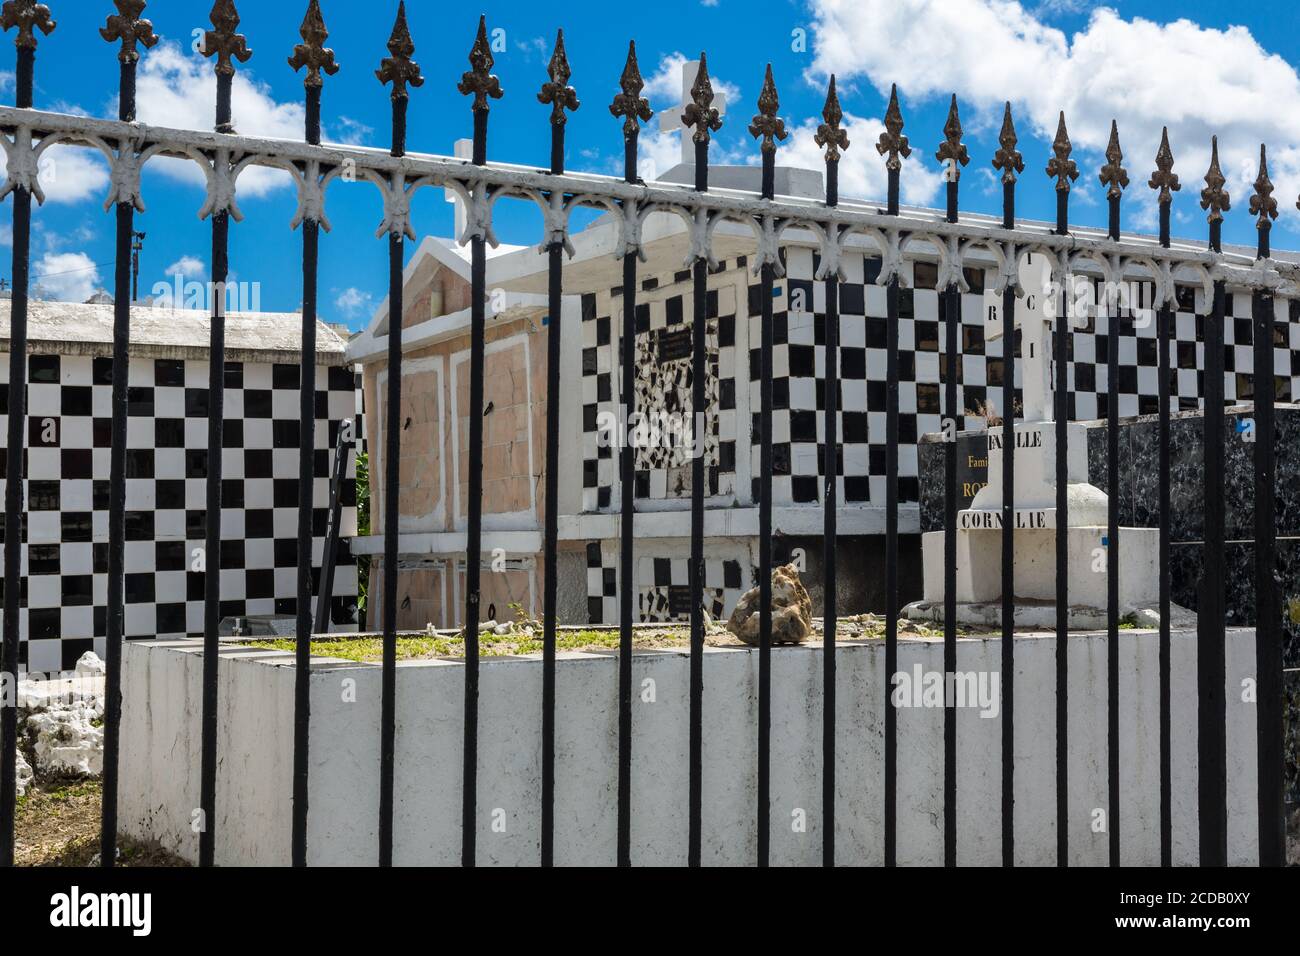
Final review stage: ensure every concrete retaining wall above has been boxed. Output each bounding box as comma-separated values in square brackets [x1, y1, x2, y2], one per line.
[118, 628, 1262, 866]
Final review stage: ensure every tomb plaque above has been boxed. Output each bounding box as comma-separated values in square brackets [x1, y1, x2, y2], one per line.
[667, 584, 693, 617]
[657, 328, 693, 364]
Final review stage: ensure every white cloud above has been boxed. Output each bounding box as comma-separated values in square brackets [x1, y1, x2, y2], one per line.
[334, 116, 373, 147]
[0, 145, 110, 205]
[334, 287, 374, 319]
[133, 41, 303, 197]
[33, 251, 100, 302]
[778, 113, 945, 206]
[166, 255, 206, 279]
[808, 0, 1300, 231]
[0, 223, 10, 246]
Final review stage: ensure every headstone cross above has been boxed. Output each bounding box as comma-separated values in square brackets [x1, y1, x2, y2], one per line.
[659, 59, 726, 166]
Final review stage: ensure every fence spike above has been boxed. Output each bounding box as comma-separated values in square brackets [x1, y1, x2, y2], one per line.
[813, 74, 848, 162]
[537, 28, 578, 126]
[288, 0, 338, 88]
[458, 14, 502, 110]
[991, 102, 1023, 185]
[682, 52, 723, 145]
[1200, 135, 1230, 223]
[100, 0, 155, 63]
[204, 0, 251, 75]
[609, 39, 652, 138]
[0, 0, 54, 48]
[748, 63, 786, 153]
[1099, 119, 1128, 198]
[876, 83, 910, 170]
[1249, 143, 1278, 227]
[934, 93, 968, 176]
[377, 1, 423, 100]
[1045, 111, 1078, 192]
[1149, 126, 1180, 204]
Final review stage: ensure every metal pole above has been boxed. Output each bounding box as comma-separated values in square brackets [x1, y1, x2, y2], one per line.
[99, 0, 157, 869]
[288, 0, 337, 868]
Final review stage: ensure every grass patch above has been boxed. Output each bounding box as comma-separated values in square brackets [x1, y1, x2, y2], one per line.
[250, 629, 677, 662]
[16, 779, 187, 867]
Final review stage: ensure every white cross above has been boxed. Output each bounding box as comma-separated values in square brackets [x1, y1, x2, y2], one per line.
[986, 251, 1053, 422]
[658, 60, 727, 167]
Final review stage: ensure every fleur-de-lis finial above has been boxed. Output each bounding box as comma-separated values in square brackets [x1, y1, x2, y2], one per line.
[1249, 143, 1278, 229]
[100, 0, 156, 64]
[288, 0, 338, 88]
[991, 102, 1024, 185]
[875, 83, 911, 171]
[682, 53, 723, 145]
[813, 74, 849, 163]
[1, 0, 54, 49]
[203, 0, 251, 76]
[458, 14, 502, 112]
[748, 64, 787, 154]
[934, 93, 969, 179]
[1045, 111, 1078, 192]
[609, 40, 652, 139]
[1148, 126, 1180, 204]
[1098, 120, 1129, 198]
[537, 29, 578, 126]
[377, 2, 423, 101]
[1200, 135, 1230, 223]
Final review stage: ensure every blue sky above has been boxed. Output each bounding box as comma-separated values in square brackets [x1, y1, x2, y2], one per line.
[4, 0, 1300, 328]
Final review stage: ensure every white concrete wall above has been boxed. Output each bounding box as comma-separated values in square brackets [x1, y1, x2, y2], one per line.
[118, 628, 1262, 866]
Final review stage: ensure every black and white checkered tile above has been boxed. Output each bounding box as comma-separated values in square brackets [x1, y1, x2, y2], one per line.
[577, 246, 1300, 623]
[1058, 284, 1298, 418]
[584, 540, 747, 625]
[0, 353, 360, 672]
[580, 260, 743, 512]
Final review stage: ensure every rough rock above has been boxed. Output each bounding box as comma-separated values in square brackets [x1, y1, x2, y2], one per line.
[27, 698, 104, 778]
[74, 651, 106, 676]
[726, 563, 814, 646]
[15, 751, 32, 798]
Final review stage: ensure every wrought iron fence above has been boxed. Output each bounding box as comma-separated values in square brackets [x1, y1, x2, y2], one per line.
[0, 0, 1291, 867]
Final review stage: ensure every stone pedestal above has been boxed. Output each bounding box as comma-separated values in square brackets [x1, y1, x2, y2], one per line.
[907, 420, 1186, 629]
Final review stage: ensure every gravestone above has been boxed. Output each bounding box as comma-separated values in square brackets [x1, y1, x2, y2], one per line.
[906, 253, 1190, 630]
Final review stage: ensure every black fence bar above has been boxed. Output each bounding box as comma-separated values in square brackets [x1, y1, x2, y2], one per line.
[99, 1, 154, 869]
[1199, 138, 1228, 864]
[1102, 123, 1125, 868]
[1251, 146, 1284, 867]
[750, 65, 781, 869]
[815, 75, 844, 868]
[610, 40, 648, 869]
[684, 54, 718, 868]
[1105, 257, 1121, 868]
[376, 2, 420, 867]
[1000, 280, 1016, 867]
[0, 23, 40, 867]
[942, 280, 958, 867]
[288, 0, 335, 868]
[937, 95, 966, 868]
[878, 83, 906, 868]
[1254, 281, 1283, 865]
[1048, 113, 1075, 868]
[992, 102, 1021, 868]
[198, 7, 249, 864]
[538, 28, 575, 869]
[1150, 128, 1176, 867]
[459, 16, 499, 868]
[758, 248, 774, 866]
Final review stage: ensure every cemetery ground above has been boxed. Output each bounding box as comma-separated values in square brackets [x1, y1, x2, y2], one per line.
[15, 779, 185, 867]
[250, 616, 963, 661]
